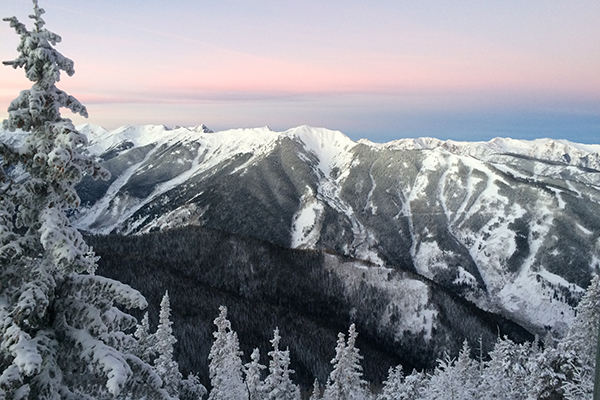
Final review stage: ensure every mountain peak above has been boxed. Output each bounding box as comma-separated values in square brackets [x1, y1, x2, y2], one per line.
[191, 124, 213, 133]
[285, 126, 356, 176]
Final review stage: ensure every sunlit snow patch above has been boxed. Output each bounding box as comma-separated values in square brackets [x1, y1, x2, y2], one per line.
[291, 186, 324, 248]
[323, 254, 438, 342]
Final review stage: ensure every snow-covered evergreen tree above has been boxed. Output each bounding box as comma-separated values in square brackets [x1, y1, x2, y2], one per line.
[0, 2, 168, 398]
[262, 328, 301, 400]
[134, 311, 157, 363]
[154, 291, 183, 397]
[559, 276, 600, 400]
[519, 334, 562, 400]
[527, 343, 563, 400]
[207, 306, 248, 400]
[322, 324, 371, 400]
[378, 365, 427, 400]
[401, 369, 426, 400]
[179, 373, 207, 400]
[421, 341, 477, 400]
[421, 354, 459, 400]
[377, 365, 404, 400]
[479, 335, 534, 400]
[309, 379, 322, 400]
[454, 340, 479, 399]
[244, 348, 266, 400]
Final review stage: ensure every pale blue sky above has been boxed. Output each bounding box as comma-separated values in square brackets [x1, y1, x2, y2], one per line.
[2, 0, 599, 143]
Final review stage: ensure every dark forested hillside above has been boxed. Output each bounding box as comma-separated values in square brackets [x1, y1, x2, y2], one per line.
[87, 226, 532, 388]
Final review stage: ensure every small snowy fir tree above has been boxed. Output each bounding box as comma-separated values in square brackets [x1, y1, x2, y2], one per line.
[421, 353, 459, 400]
[527, 336, 563, 400]
[377, 365, 426, 400]
[453, 340, 479, 400]
[153, 291, 183, 397]
[400, 369, 426, 400]
[0, 2, 169, 399]
[207, 306, 248, 400]
[262, 328, 301, 400]
[322, 324, 371, 400]
[377, 365, 404, 400]
[559, 276, 600, 400]
[421, 342, 477, 400]
[244, 348, 266, 400]
[309, 378, 322, 400]
[179, 373, 207, 400]
[134, 311, 157, 363]
[479, 335, 532, 400]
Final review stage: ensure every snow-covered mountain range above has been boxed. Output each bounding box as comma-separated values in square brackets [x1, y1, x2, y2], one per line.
[5, 124, 599, 344]
[60, 124, 600, 340]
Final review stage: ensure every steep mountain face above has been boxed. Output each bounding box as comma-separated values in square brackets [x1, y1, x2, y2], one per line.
[66, 124, 600, 340]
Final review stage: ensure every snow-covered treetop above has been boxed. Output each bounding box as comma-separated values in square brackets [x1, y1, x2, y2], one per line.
[3, 1, 88, 132]
[3, 0, 77, 90]
[1, 0, 109, 274]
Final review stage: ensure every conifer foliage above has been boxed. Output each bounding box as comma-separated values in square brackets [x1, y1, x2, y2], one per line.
[322, 324, 370, 400]
[559, 275, 600, 399]
[153, 291, 183, 397]
[134, 312, 157, 364]
[377, 365, 425, 400]
[421, 342, 477, 400]
[0, 2, 169, 398]
[309, 378, 322, 400]
[244, 348, 266, 400]
[263, 328, 301, 400]
[207, 306, 248, 400]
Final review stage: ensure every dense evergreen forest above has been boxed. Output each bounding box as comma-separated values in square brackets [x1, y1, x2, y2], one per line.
[87, 225, 533, 388]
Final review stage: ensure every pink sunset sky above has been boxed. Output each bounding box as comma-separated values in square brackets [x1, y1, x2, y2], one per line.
[1, 0, 600, 143]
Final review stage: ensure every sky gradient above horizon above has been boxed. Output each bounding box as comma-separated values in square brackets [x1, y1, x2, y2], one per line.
[2, 0, 600, 143]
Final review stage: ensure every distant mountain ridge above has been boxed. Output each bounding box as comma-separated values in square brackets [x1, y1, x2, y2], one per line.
[3, 124, 599, 342]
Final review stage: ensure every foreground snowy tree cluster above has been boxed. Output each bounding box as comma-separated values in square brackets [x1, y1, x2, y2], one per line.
[203, 281, 600, 400]
[1, 1, 599, 399]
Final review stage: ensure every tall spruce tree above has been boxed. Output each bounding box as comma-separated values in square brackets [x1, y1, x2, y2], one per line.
[0, 2, 168, 398]
[322, 324, 370, 400]
[262, 328, 300, 400]
[207, 306, 247, 400]
[244, 348, 266, 400]
[154, 291, 182, 397]
[560, 276, 600, 400]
